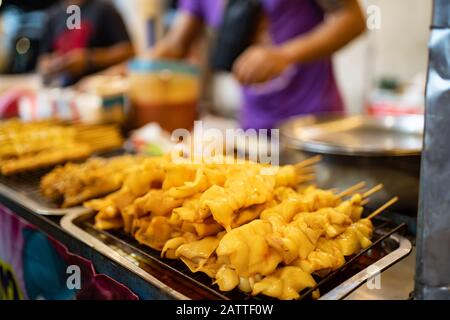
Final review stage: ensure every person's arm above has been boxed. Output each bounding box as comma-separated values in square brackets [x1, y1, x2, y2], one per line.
[78, 10, 203, 81]
[149, 12, 203, 59]
[86, 42, 135, 71]
[233, 0, 366, 85]
[76, 10, 203, 89]
[281, 0, 366, 63]
[38, 42, 135, 78]
[39, 1, 135, 79]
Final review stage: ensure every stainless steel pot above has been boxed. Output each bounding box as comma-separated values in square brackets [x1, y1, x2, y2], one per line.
[279, 114, 424, 215]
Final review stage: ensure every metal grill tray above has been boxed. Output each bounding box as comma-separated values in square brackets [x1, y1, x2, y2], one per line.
[0, 149, 128, 216]
[61, 211, 412, 300]
[0, 168, 87, 216]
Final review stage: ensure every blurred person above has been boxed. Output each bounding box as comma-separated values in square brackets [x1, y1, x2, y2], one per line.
[0, 0, 58, 73]
[149, 0, 366, 130]
[37, 0, 134, 86]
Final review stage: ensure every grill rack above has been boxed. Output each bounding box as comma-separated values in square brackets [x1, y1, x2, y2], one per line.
[61, 210, 412, 300]
[0, 168, 87, 215]
[0, 149, 128, 216]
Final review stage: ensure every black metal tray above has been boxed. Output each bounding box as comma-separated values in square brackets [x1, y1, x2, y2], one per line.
[61, 211, 412, 300]
[0, 149, 127, 216]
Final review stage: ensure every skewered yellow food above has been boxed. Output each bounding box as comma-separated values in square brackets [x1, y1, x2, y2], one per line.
[0, 120, 73, 158]
[72, 124, 124, 154]
[87, 154, 395, 300]
[1, 143, 91, 175]
[40, 155, 144, 207]
[87, 157, 168, 231]
[0, 119, 124, 175]
[252, 266, 317, 300]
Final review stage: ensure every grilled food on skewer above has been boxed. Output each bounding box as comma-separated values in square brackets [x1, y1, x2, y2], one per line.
[86, 154, 395, 300]
[1, 143, 91, 175]
[40, 155, 144, 207]
[1, 119, 124, 175]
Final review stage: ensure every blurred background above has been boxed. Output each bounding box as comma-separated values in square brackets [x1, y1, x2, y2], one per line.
[0, 1, 438, 301]
[0, 0, 430, 121]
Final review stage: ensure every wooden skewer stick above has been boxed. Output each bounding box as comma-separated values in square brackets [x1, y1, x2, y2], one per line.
[297, 174, 317, 183]
[337, 182, 366, 198]
[295, 166, 316, 174]
[367, 197, 399, 220]
[363, 184, 384, 199]
[361, 199, 370, 206]
[294, 155, 322, 169]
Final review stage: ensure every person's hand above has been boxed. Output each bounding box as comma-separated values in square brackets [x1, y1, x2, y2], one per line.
[145, 40, 187, 60]
[58, 48, 90, 77]
[37, 53, 59, 76]
[233, 45, 293, 85]
[38, 49, 90, 78]
[75, 65, 127, 92]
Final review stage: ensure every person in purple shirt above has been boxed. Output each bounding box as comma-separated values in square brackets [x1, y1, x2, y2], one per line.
[152, 0, 366, 130]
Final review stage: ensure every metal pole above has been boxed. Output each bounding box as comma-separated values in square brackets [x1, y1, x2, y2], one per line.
[415, 0, 450, 300]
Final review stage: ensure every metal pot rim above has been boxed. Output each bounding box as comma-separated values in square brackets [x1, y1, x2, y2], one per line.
[279, 114, 424, 157]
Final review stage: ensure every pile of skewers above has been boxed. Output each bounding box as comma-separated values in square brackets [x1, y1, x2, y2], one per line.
[82, 154, 398, 300]
[0, 119, 123, 175]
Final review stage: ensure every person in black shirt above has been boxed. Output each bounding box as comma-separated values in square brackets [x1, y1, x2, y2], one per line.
[37, 0, 134, 86]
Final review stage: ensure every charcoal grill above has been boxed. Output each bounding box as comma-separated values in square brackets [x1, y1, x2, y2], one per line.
[61, 210, 412, 300]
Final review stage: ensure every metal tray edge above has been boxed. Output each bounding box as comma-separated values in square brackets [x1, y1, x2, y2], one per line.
[0, 183, 84, 216]
[60, 210, 191, 300]
[319, 233, 413, 300]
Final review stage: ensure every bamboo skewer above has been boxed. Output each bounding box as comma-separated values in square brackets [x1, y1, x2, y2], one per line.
[297, 174, 317, 183]
[337, 182, 366, 198]
[361, 199, 370, 206]
[363, 184, 384, 199]
[295, 166, 316, 174]
[361, 184, 391, 211]
[294, 155, 322, 170]
[367, 197, 399, 220]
